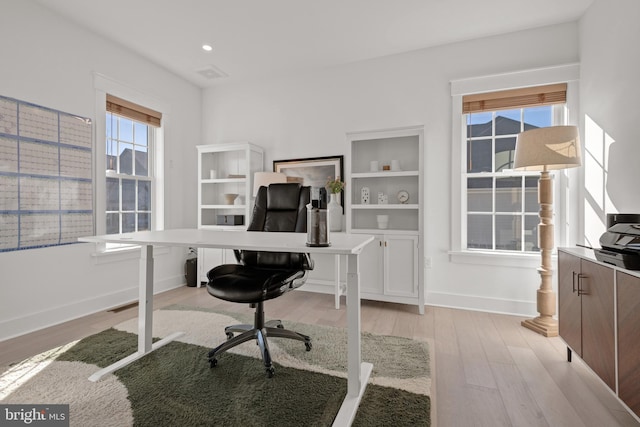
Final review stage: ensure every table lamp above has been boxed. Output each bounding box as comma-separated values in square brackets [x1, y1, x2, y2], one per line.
[514, 125, 582, 337]
[253, 172, 287, 196]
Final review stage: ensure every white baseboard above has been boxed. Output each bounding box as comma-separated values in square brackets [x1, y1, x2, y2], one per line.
[426, 291, 537, 317]
[0, 275, 184, 342]
[287, 281, 537, 318]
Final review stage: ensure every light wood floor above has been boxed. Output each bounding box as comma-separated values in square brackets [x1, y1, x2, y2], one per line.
[2, 286, 639, 427]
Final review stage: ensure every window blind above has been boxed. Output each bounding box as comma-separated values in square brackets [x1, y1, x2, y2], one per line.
[462, 83, 567, 114]
[106, 94, 162, 127]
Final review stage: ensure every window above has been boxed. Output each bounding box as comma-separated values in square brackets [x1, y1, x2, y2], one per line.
[92, 75, 167, 256]
[106, 113, 153, 234]
[462, 83, 569, 253]
[465, 106, 559, 252]
[450, 65, 580, 262]
[103, 93, 162, 236]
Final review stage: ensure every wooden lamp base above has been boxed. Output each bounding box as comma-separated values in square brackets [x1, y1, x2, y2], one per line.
[522, 171, 559, 338]
[522, 317, 558, 337]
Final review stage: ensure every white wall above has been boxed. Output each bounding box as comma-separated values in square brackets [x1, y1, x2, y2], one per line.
[579, 0, 640, 247]
[203, 23, 580, 315]
[4, 1, 633, 339]
[0, 1, 201, 340]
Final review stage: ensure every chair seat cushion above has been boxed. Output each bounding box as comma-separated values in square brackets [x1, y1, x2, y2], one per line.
[206, 264, 305, 303]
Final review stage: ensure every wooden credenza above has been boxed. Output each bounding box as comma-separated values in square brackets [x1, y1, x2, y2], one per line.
[617, 270, 640, 416]
[558, 247, 640, 419]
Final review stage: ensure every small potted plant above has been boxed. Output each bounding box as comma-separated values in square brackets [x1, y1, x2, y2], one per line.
[326, 177, 345, 231]
[326, 177, 345, 194]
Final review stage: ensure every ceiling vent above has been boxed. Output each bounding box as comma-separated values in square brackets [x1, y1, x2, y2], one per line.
[196, 64, 228, 80]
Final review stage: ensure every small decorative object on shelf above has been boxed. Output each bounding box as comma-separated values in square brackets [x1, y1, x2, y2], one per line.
[397, 190, 409, 204]
[223, 193, 238, 205]
[216, 215, 244, 225]
[377, 192, 388, 204]
[326, 177, 345, 232]
[361, 187, 370, 204]
[382, 164, 391, 171]
[370, 160, 379, 172]
[376, 214, 389, 229]
[391, 159, 401, 171]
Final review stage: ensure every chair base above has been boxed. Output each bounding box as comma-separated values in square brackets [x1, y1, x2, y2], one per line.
[208, 302, 311, 377]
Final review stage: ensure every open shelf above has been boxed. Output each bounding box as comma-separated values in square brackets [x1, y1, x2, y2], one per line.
[197, 142, 263, 229]
[351, 203, 418, 210]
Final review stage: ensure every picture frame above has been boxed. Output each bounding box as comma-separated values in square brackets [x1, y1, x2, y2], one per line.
[273, 155, 344, 211]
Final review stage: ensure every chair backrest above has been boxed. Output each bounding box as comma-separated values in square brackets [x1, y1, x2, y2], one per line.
[248, 183, 310, 233]
[238, 183, 311, 269]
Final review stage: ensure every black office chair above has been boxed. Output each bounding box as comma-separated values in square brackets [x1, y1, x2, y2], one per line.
[206, 183, 314, 377]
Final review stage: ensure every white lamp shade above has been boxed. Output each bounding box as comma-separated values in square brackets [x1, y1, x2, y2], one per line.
[514, 125, 582, 171]
[253, 172, 287, 196]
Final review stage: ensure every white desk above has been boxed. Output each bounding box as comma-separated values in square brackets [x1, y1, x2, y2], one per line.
[79, 228, 374, 426]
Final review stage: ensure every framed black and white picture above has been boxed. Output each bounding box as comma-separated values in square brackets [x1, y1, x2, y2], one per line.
[273, 155, 344, 209]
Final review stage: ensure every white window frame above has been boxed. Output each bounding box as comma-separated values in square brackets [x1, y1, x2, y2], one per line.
[106, 113, 155, 234]
[465, 105, 564, 252]
[93, 73, 168, 257]
[450, 64, 580, 267]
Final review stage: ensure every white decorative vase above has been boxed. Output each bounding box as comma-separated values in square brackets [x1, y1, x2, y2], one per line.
[328, 193, 342, 232]
[376, 214, 389, 229]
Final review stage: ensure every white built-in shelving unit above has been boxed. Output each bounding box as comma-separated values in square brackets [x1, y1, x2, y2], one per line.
[196, 142, 263, 284]
[346, 125, 425, 314]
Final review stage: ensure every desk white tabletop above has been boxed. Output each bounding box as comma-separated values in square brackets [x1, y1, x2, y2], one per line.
[79, 228, 374, 255]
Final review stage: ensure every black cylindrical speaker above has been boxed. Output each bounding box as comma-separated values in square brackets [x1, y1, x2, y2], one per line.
[606, 213, 640, 228]
[185, 257, 198, 287]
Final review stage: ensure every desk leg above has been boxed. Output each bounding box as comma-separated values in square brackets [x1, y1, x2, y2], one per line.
[335, 254, 341, 310]
[139, 244, 154, 352]
[333, 253, 373, 426]
[89, 244, 184, 382]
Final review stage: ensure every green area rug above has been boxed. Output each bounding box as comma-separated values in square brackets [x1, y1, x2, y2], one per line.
[0, 306, 431, 426]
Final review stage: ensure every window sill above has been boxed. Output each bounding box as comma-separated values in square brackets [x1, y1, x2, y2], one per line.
[448, 250, 553, 269]
[89, 244, 170, 264]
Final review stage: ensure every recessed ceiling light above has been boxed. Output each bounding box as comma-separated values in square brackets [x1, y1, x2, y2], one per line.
[202, 44, 213, 52]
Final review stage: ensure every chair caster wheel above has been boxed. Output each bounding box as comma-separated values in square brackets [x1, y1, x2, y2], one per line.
[305, 342, 312, 351]
[266, 366, 275, 378]
[209, 358, 218, 368]
[226, 332, 234, 340]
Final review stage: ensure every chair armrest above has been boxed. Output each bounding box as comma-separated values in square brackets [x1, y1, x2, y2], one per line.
[303, 253, 314, 271]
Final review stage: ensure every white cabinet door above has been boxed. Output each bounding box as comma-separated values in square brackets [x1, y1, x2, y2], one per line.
[357, 234, 418, 299]
[359, 235, 384, 295]
[384, 235, 418, 298]
[198, 248, 223, 284]
[307, 253, 336, 282]
[198, 248, 238, 284]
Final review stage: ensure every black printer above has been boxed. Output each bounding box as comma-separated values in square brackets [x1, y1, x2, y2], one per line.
[594, 223, 640, 270]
